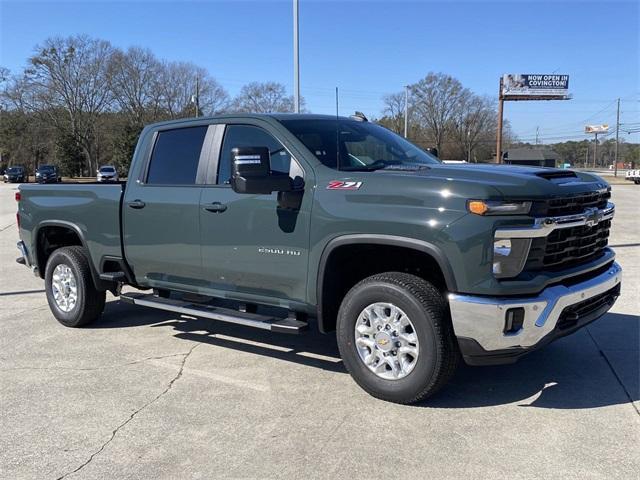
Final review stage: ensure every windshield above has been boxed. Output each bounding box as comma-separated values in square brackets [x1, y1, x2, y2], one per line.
[38, 165, 54, 172]
[279, 119, 440, 171]
[7, 167, 22, 173]
[99, 167, 115, 173]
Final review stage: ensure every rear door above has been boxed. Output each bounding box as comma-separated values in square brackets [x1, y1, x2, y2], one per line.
[123, 125, 214, 290]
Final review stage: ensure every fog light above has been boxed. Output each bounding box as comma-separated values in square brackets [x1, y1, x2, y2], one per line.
[504, 307, 525, 334]
[493, 238, 532, 279]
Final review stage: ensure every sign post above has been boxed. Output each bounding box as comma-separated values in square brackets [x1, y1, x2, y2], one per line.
[585, 125, 609, 168]
[496, 74, 571, 163]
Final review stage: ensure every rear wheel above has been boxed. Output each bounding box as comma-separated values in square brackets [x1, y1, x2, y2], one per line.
[337, 272, 459, 404]
[45, 246, 106, 327]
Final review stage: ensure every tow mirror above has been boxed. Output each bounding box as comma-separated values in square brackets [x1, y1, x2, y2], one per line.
[230, 147, 292, 195]
[426, 147, 438, 158]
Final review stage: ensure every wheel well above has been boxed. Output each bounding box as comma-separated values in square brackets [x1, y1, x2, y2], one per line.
[36, 226, 83, 278]
[318, 244, 448, 332]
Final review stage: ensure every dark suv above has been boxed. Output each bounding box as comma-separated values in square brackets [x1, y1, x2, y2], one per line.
[35, 165, 61, 184]
[3, 166, 28, 183]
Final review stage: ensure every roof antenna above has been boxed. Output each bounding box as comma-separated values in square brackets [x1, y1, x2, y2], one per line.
[335, 86, 340, 171]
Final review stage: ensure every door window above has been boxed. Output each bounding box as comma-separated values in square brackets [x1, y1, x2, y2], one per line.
[217, 125, 294, 185]
[146, 126, 208, 185]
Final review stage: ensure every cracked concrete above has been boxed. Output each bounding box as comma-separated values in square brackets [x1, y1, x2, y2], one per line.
[0, 182, 638, 479]
[55, 345, 198, 480]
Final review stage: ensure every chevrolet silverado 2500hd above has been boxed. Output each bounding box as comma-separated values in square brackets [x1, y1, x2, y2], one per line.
[16, 114, 622, 404]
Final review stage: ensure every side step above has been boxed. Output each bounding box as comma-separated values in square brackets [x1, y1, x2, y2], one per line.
[99, 271, 126, 282]
[120, 292, 308, 334]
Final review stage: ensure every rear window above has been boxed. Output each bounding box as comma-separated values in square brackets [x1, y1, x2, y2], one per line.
[146, 126, 208, 185]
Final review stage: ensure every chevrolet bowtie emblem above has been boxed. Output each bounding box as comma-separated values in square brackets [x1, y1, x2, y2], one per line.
[584, 207, 603, 227]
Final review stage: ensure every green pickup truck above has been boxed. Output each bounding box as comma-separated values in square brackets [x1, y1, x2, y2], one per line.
[15, 113, 622, 404]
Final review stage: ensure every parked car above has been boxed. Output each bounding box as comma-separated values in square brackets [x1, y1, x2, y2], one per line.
[96, 166, 119, 182]
[35, 165, 61, 184]
[4, 166, 27, 183]
[15, 113, 621, 404]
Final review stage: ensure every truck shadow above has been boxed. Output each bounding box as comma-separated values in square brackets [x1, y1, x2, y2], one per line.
[96, 301, 638, 410]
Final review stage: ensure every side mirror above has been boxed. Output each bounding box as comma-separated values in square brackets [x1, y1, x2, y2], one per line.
[425, 147, 438, 158]
[230, 147, 292, 194]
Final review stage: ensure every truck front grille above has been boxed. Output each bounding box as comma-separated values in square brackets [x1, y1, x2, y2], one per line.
[525, 218, 611, 271]
[537, 190, 610, 217]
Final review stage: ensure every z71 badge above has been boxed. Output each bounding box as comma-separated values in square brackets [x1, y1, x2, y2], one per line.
[327, 181, 363, 190]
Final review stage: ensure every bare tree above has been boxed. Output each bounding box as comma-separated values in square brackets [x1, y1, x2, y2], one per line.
[23, 35, 116, 173]
[231, 81, 300, 113]
[158, 61, 229, 118]
[410, 72, 469, 154]
[109, 47, 164, 125]
[451, 94, 496, 162]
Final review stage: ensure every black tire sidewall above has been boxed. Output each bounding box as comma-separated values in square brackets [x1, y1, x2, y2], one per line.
[45, 249, 89, 327]
[337, 280, 441, 402]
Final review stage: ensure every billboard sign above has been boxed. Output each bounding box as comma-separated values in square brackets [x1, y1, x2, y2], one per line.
[502, 74, 570, 98]
[585, 125, 609, 134]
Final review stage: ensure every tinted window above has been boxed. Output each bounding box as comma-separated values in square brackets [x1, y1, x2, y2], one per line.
[280, 119, 440, 170]
[147, 126, 208, 185]
[100, 166, 115, 173]
[218, 125, 292, 185]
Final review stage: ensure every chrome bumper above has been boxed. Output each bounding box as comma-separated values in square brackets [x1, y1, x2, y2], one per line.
[449, 262, 622, 352]
[17, 241, 31, 267]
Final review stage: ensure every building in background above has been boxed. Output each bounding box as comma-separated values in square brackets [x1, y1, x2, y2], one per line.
[504, 148, 558, 168]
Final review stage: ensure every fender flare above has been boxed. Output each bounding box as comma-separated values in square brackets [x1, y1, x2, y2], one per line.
[34, 220, 104, 288]
[314, 234, 458, 333]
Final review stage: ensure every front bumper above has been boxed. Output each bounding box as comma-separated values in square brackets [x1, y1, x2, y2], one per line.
[449, 261, 622, 365]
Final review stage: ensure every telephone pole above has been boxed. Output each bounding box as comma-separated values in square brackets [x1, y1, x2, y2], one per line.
[495, 77, 504, 163]
[404, 85, 409, 138]
[293, 0, 300, 113]
[614, 97, 620, 177]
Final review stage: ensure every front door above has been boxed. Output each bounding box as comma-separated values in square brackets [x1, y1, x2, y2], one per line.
[199, 123, 312, 303]
[123, 125, 210, 290]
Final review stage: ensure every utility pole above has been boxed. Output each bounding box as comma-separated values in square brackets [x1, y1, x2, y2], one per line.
[535, 126, 539, 145]
[585, 143, 589, 168]
[293, 0, 300, 113]
[495, 77, 504, 163]
[404, 85, 409, 138]
[614, 97, 620, 177]
[194, 76, 200, 117]
[594, 132, 598, 168]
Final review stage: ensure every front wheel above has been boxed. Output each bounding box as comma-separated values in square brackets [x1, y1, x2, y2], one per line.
[45, 246, 106, 327]
[337, 272, 459, 404]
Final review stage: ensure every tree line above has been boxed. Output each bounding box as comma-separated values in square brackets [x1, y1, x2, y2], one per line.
[0, 35, 302, 176]
[1, 35, 637, 175]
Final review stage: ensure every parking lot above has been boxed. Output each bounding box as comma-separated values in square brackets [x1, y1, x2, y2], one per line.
[0, 181, 638, 479]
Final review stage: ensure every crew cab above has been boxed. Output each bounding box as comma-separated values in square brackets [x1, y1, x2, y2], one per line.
[15, 114, 622, 404]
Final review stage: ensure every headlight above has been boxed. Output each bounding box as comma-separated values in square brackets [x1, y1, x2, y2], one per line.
[493, 238, 532, 278]
[468, 200, 532, 216]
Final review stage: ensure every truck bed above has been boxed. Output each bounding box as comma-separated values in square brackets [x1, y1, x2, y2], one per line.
[18, 182, 125, 276]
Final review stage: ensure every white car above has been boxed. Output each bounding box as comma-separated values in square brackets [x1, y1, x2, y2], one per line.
[96, 166, 119, 182]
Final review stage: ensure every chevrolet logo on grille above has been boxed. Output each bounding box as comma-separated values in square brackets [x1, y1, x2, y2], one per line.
[584, 207, 603, 227]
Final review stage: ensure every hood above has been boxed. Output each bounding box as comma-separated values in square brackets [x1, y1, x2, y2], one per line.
[375, 163, 608, 199]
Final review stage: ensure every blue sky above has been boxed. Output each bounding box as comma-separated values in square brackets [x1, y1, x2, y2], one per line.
[1, 0, 638, 143]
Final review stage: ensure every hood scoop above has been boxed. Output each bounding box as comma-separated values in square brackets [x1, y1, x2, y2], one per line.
[535, 170, 577, 181]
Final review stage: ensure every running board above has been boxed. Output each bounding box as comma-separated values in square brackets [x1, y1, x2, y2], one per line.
[120, 292, 308, 334]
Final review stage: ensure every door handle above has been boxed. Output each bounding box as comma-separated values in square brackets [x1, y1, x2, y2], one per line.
[128, 199, 146, 209]
[204, 202, 227, 213]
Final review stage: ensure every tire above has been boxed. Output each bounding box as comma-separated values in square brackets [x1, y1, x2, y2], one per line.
[45, 246, 106, 327]
[337, 272, 459, 404]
